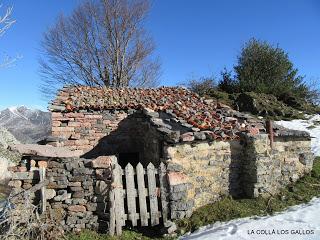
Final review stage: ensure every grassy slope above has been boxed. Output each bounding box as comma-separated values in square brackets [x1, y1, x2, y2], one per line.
[177, 157, 320, 233]
[66, 158, 320, 240]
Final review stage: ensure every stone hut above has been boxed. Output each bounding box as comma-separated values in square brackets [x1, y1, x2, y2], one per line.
[48, 86, 314, 208]
[7, 86, 314, 233]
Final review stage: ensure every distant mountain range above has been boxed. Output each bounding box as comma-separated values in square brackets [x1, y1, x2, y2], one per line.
[0, 106, 51, 144]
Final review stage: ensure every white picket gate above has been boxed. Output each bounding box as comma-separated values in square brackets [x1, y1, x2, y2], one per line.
[109, 162, 169, 236]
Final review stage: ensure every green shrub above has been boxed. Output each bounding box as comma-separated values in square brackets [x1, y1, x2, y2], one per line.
[235, 38, 307, 99]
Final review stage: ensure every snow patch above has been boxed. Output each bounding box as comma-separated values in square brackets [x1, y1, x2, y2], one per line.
[181, 116, 320, 240]
[276, 115, 320, 156]
[8, 106, 29, 121]
[181, 198, 320, 240]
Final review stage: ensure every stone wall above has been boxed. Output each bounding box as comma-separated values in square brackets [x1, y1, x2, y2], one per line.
[163, 140, 243, 209]
[50, 110, 164, 167]
[242, 134, 313, 198]
[8, 156, 116, 232]
[163, 133, 313, 211]
[7, 132, 314, 229]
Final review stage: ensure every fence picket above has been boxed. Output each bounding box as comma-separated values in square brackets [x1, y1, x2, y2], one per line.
[109, 190, 116, 236]
[113, 164, 124, 235]
[39, 167, 46, 214]
[125, 163, 137, 226]
[159, 162, 169, 224]
[136, 163, 148, 226]
[147, 163, 159, 226]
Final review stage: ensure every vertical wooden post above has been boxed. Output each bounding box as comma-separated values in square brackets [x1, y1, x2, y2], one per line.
[136, 163, 148, 226]
[113, 163, 124, 235]
[39, 167, 46, 214]
[125, 163, 137, 226]
[266, 119, 274, 148]
[159, 163, 169, 224]
[109, 189, 116, 236]
[147, 163, 159, 226]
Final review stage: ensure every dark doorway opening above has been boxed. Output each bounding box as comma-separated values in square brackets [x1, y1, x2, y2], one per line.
[118, 152, 140, 168]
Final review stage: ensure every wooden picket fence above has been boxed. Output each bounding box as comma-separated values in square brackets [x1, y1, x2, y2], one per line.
[109, 162, 169, 236]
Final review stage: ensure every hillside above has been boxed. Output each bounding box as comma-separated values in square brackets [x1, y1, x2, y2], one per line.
[0, 106, 51, 143]
[0, 127, 19, 149]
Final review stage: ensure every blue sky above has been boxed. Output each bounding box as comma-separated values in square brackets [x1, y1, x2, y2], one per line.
[0, 0, 320, 110]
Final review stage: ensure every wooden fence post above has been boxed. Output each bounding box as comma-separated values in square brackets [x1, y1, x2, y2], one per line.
[136, 163, 148, 226]
[39, 167, 46, 214]
[147, 163, 159, 226]
[125, 163, 138, 226]
[159, 163, 169, 224]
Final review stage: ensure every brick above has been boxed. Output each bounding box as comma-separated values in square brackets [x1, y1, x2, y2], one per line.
[168, 172, 189, 186]
[75, 139, 90, 146]
[68, 122, 81, 127]
[52, 127, 75, 132]
[69, 133, 81, 140]
[65, 113, 85, 118]
[52, 121, 61, 127]
[51, 112, 63, 118]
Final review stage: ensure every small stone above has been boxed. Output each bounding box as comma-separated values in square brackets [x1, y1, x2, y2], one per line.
[45, 189, 56, 199]
[8, 180, 22, 188]
[96, 169, 111, 180]
[68, 182, 82, 187]
[167, 222, 177, 234]
[180, 132, 195, 142]
[38, 161, 48, 168]
[30, 160, 36, 167]
[167, 163, 183, 172]
[22, 183, 32, 189]
[194, 132, 206, 140]
[91, 156, 116, 169]
[17, 166, 27, 172]
[68, 205, 86, 212]
[72, 191, 85, 198]
[70, 186, 83, 192]
[95, 181, 109, 195]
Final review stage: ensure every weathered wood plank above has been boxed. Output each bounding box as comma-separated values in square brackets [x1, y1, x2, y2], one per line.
[39, 167, 46, 214]
[113, 163, 124, 235]
[147, 163, 159, 226]
[109, 190, 116, 236]
[125, 163, 137, 227]
[136, 163, 148, 226]
[159, 162, 169, 224]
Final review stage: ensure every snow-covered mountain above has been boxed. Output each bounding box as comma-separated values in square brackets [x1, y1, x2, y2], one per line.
[0, 106, 51, 143]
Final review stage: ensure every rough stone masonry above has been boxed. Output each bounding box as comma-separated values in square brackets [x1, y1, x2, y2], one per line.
[5, 86, 315, 233]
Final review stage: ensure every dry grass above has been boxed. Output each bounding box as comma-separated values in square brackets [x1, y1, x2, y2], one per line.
[0, 188, 64, 240]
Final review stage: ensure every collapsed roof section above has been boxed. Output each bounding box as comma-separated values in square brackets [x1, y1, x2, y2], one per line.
[49, 86, 309, 142]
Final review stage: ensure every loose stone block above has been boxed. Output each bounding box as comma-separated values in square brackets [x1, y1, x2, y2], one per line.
[68, 205, 87, 212]
[91, 156, 116, 169]
[8, 180, 22, 188]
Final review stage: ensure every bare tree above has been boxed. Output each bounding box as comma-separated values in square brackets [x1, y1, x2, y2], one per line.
[0, 4, 17, 68]
[40, 0, 160, 97]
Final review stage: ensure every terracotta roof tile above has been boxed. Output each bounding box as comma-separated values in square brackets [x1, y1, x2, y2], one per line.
[50, 86, 263, 141]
